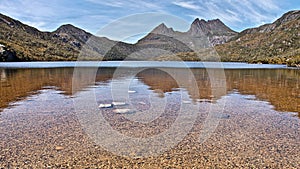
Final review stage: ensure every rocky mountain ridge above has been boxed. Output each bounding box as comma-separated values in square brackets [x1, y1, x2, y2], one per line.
[0, 10, 299, 66]
[141, 18, 237, 46]
[216, 10, 300, 66]
[240, 10, 300, 35]
[0, 13, 117, 61]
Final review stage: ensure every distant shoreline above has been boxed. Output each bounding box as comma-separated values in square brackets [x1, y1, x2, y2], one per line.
[0, 61, 290, 69]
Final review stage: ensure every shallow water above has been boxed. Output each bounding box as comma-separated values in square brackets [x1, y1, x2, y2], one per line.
[0, 66, 298, 115]
[0, 63, 299, 168]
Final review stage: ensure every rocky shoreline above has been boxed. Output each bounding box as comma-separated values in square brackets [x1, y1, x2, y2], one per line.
[0, 88, 299, 168]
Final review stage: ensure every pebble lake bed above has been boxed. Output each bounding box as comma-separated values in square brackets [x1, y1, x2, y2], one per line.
[0, 62, 299, 168]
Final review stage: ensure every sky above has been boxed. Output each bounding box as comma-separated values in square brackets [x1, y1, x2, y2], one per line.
[0, 0, 299, 42]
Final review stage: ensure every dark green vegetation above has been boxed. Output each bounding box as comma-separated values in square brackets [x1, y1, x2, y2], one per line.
[0, 10, 299, 66]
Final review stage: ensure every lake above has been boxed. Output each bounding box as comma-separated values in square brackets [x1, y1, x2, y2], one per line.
[0, 62, 299, 168]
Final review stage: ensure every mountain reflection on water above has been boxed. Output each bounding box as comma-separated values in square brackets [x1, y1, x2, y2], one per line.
[0, 67, 299, 117]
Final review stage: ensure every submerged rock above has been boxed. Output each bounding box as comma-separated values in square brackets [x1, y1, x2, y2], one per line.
[112, 102, 127, 106]
[113, 109, 135, 114]
[128, 90, 136, 93]
[98, 104, 113, 108]
[138, 102, 146, 105]
[182, 100, 192, 104]
[55, 146, 64, 151]
[216, 113, 230, 119]
[197, 99, 213, 103]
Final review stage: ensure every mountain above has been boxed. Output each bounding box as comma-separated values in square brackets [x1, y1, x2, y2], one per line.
[104, 20, 234, 61]
[136, 18, 236, 48]
[51, 24, 93, 51]
[240, 10, 300, 35]
[132, 18, 236, 60]
[0, 13, 115, 61]
[187, 18, 237, 45]
[0, 13, 42, 36]
[215, 10, 300, 66]
[0, 10, 299, 66]
[134, 23, 193, 59]
[0, 13, 77, 61]
[150, 23, 175, 35]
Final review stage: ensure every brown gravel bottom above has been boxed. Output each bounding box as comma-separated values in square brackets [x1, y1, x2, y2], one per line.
[0, 89, 299, 168]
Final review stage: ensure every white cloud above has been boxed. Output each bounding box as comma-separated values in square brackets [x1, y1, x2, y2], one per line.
[172, 1, 201, 10]
[98, 13, 190, 42]
[86, 0, 163, 11]
[84, 0, 124, 7]
[0, 0, 291, 34]
[0, 0, 57, 18]
[182, 0, 282, 31]
[227, 0, 279, 25]
[252, 0, 279, 11]
[22, 21, 48, 31]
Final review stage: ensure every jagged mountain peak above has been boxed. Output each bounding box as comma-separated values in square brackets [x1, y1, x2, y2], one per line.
[156, 23, 168, 29]
[191, 18, 223, 25]
[189, 18, 207, 36]
[141, 17, 237, 47]
[191, 18, 205, 24]
[150, 23, 175, 35]
[188, 18, 236, 36]
[1, 10, 299, 64]
[190, 18, 223, 26]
